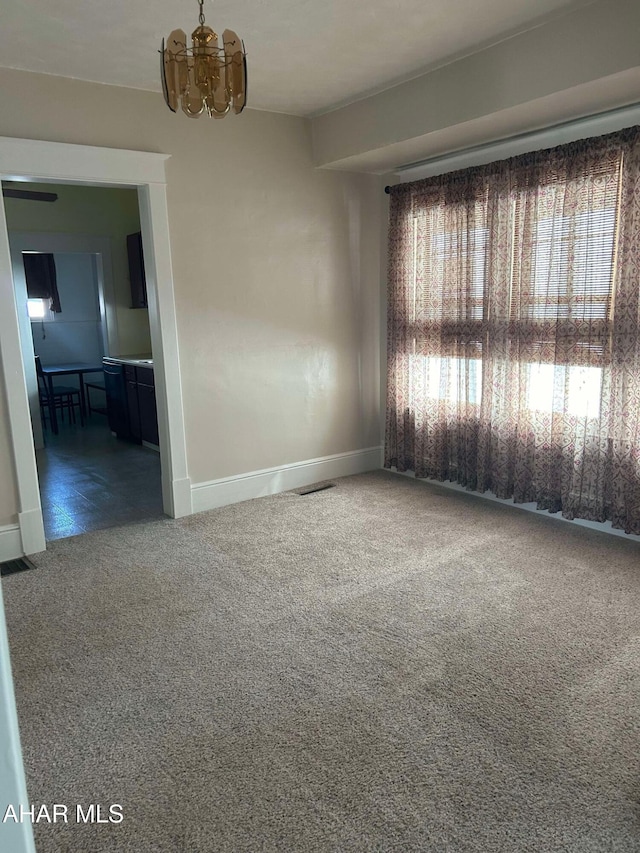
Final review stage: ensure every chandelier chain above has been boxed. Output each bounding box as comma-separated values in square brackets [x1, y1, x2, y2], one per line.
[198, 0, 205, 26]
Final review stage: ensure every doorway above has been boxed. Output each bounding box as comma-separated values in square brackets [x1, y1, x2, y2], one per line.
[6, 185, 165, 541]
[0, 136, 192, 556]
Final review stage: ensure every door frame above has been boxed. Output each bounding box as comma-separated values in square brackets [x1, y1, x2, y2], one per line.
[0, 136, 192, 555]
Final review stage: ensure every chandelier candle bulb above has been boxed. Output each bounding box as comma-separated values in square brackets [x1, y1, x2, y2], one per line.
[161, 0, 247, 119]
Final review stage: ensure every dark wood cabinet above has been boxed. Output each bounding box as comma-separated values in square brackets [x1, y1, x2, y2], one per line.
[126, 364, 158, 446]
[126, 378, 141, 441]
[127, 232, 147, 309]
[103, 362, 129, 437]
[104, 360, 158, 446]
[136, 367, 154, 387]
[138, 382, 159, 446]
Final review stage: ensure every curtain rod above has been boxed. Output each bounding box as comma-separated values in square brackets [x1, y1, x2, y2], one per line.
[383, 101, 640, 192]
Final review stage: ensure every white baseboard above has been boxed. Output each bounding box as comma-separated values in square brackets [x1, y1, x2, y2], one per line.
[18, 508, 46, 556]
[191, 446, 383, 514]
[0, 525, 23, 563]
[391, 469, 640, 543]
[170, 476, 193, 518]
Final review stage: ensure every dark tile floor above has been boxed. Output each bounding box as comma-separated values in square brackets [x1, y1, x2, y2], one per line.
[36, 418, 164, 541]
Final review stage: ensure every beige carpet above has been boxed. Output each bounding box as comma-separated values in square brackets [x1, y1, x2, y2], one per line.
[3, 470, 640, 852]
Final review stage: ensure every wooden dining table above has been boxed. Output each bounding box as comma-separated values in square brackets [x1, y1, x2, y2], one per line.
[40, 362, 104, 433]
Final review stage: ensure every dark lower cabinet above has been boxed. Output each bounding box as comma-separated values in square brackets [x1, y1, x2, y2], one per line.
[103, 363, 129, 437]
[126, 379, 141, 441]
[138, 383, 159, 445]
[104, 360, 158, 446]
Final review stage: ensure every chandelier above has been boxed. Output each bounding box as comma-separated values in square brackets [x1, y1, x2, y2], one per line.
[161, 0, 247, 119]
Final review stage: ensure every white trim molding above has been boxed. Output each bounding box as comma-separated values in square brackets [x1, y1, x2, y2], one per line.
[0, 137, 168, 187]
[0, 525, 22, 564]
[137, 183, 191, 518]
[0, 195, 45, 556]
[17, 511, 46, 556]
[191, 446, 383, 513]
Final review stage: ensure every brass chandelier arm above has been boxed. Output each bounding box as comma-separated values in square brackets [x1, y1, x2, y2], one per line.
[167, 48, 234, 60]
[181, 100, 205, 118]
[208, 103, 231, 117]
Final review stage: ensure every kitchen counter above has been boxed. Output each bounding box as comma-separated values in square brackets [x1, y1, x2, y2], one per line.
[103, 355, 154, 367]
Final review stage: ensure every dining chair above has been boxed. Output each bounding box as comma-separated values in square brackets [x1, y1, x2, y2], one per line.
[35, 356, 84, 432]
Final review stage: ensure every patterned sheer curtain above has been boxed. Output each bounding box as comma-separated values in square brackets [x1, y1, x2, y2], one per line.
[385, 127, 640, 534]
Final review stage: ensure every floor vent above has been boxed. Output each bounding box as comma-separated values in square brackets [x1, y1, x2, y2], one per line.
[297, 483, 336, 496]
[0, 557, 36, 578]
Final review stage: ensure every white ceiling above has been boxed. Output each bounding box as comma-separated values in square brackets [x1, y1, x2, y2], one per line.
[2, 0, 593, 117]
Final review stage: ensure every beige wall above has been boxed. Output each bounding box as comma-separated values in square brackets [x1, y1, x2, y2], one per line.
[0, 68, 382, 523]
[3, 182, 151, 358]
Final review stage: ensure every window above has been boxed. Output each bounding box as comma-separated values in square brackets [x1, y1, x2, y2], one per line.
[526, 363, 602, 418]
[27, 298, 51, 320]
[411, 177, 619, 417]
[386, 127, 640, 532]
[412, 356, 483, 405]
[528, 208, 616, 322]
